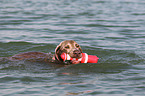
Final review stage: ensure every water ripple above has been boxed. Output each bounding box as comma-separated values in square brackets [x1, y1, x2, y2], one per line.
[1, 0, 145, 95]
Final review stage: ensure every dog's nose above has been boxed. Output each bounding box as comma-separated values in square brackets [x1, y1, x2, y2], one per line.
[73, 50, 81, 55]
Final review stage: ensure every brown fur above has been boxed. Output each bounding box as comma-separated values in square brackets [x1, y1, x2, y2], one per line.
[55, 40, 82, 64]
[1, 40, 82, 64]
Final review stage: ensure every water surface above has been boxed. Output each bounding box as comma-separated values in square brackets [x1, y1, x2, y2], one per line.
[0, 0, 145, 95]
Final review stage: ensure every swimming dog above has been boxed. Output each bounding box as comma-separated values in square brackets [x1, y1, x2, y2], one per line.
[1, 40, 82, 64]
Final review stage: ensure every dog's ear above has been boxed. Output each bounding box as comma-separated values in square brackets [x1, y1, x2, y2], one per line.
[55, 45, 64, 62]
[55, 41, 64, 54]
[55, 45, 61, 54]
[79, 47, 83, 53]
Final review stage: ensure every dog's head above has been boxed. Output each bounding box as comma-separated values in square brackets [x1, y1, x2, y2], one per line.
[55, 40, 82, 64]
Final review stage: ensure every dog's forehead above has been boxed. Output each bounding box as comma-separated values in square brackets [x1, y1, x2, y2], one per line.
[61, 40, 77, 46]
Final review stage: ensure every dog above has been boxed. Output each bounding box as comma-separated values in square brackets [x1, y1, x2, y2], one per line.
[1, 40, 82, 64]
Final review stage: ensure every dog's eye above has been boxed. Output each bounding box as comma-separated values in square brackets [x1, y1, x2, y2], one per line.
[65, 45, 70, 49]
[75, 44, 79, 48]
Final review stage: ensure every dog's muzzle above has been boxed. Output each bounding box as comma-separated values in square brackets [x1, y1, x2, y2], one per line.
[73, 50, 82, 58]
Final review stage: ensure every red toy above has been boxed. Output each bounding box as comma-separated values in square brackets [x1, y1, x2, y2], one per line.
[61, 53, 99, 63]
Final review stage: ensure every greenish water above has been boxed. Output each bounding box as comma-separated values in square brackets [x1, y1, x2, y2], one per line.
[1, 0, 145, 95]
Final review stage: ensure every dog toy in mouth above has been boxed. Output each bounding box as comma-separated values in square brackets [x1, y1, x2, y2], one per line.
[60, 53, 99, 63]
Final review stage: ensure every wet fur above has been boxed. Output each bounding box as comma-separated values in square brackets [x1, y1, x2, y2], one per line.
[55, 40, 82, 64]
[0, 40, 82, 64]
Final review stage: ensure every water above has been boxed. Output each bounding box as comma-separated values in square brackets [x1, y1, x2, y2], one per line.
[0, 0, 145, 95]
